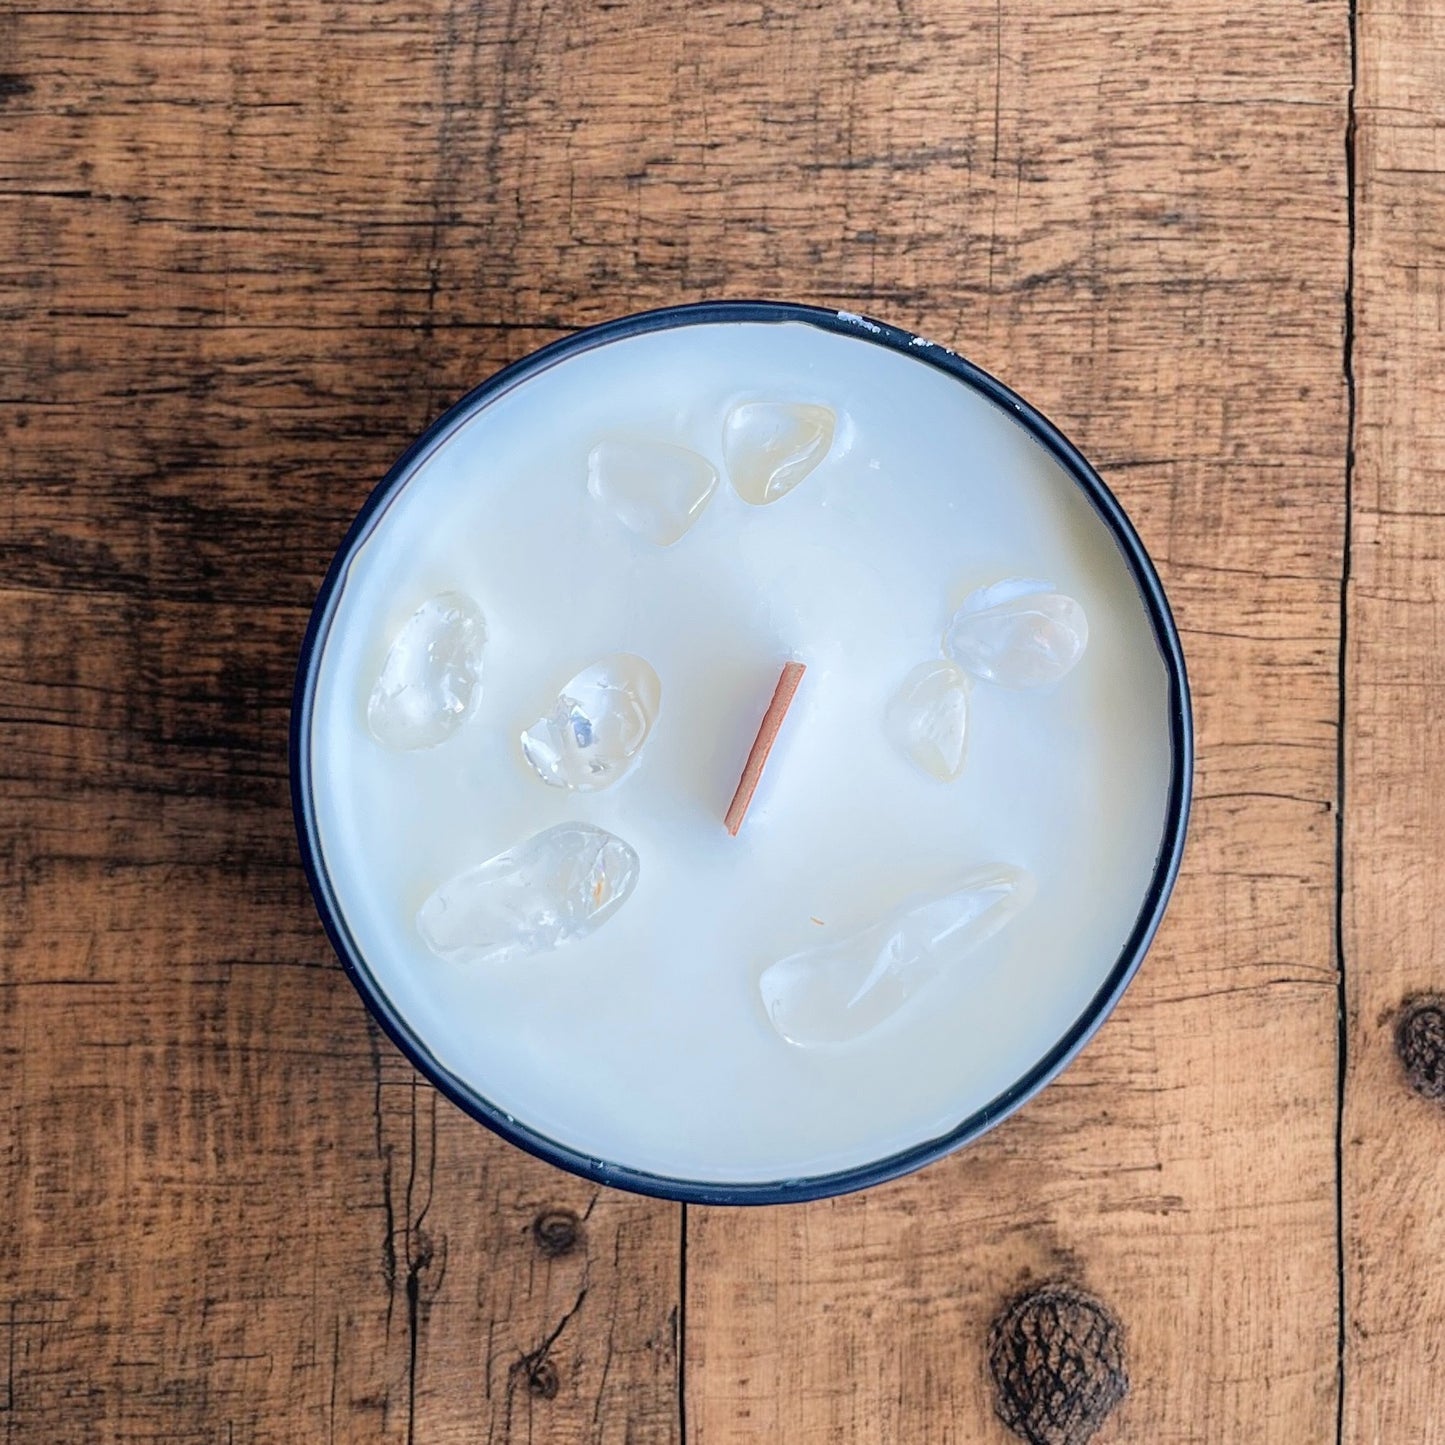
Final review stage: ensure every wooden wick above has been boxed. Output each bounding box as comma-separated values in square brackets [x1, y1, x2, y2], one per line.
[724, 662, 806, 836]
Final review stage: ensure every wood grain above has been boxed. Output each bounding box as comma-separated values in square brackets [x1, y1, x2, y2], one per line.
[0, 2, 684, 1440]
[684, 0, 1351, 1439]
[1343, 1, 1445, 1440]
[0, 0, 1368, 1438]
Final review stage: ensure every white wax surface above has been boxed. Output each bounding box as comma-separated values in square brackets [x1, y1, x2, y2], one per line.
[310, 320, 1175, 1184]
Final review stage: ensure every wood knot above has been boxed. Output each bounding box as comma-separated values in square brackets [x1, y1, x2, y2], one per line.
[524, 1358, 559, 1399]
[1397, 996, 1445, 1099]
[532, 1208, 581, 1257]
[987, 1283, 1128, 1445]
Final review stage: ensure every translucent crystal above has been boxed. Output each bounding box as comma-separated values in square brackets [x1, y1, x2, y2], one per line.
[943, 578, 1089, 689]
[520, 654, 662, 791]
[759, 865, 1035, 1047]
[722, 401, 836, 505]
[587, 438, 719, 545]
[417, 822, 639, 966]
[886, 660, 971, 781]
[366, 592, 487, 749]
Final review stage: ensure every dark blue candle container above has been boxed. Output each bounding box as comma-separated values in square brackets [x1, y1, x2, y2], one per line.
[290, 301, 1193, 1204]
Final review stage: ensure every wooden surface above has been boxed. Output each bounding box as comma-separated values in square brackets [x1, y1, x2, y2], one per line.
[0, 0, 1437, 1438]
[1345, 1, 1445, 1442]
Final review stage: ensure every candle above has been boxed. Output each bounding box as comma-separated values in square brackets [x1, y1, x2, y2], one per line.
[293, 303, 1191, 1200]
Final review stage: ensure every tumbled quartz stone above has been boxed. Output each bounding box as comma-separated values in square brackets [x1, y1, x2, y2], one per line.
[366, 592, 487, 749]
[587, 437, 719, 545]
[886, 659, 971, 781]
[722, 401, 836, 505]
[943, 578, 1089, 689]
[520, 653, 661, 791]
[759, 864, 1035, 1047]
[416, 822, 640, 967]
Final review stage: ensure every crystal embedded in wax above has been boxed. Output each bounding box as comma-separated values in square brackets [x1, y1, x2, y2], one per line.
[886, 660, 971, 780]
[587, 437, 719, 545]
[722, 401, 836, 505]
[416, 822, 640, 966]
[943, 578, 1089, 688]
[520, 653, 662, 791]
[758, 865, 1035, 1047]
[366, 592, 487, 749]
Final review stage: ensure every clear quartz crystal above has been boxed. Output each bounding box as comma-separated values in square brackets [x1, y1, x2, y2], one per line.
[758, 864, 1035, 1047]
[886, 660, 971, 781]
[943, 577, 1089, 689]
[366, 592, 487, 749]
[416, 822, 640, 967]
[587, 437, 719, 545]
[520, 654, 661, 791]
[722, 401, 837, 505]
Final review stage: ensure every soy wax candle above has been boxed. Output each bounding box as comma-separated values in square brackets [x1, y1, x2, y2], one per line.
[291, 302, 1191, 1203]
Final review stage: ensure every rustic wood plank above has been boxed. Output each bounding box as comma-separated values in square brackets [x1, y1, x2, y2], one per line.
[1344, 3, 1445, 1440]
[681, 1, 1351, 1440]
[0, 0, 681, 1439]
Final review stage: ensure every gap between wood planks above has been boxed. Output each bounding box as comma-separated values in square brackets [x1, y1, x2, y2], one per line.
[1334, 0, 1360, 1441]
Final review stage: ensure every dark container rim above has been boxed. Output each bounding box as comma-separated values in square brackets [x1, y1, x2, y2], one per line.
[289, 299, 1194, 1206]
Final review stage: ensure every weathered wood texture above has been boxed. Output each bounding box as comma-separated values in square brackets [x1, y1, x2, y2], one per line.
[1344, 2, 1445, 1441]
[0, 0, 1370, 1438]
[686, 2, 1350, 1441]
[0, 2, 686, 1441]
